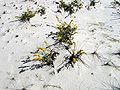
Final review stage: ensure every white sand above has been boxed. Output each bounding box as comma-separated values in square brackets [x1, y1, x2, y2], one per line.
[0, 0, 120, 90]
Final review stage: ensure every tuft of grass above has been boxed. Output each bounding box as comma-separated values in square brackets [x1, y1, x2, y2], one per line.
[15, 8, 37, 22]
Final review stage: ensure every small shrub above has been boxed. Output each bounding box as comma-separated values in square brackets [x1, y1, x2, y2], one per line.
[55, 0, 83, 17]
[49, 16, 78, 46]
[15, 8, 37, 22]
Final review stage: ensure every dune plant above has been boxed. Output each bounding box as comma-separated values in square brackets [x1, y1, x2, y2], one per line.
[65, 42, 87, 67]
[15, 8, 38, 22]
[49, 16, 78, 46]
[55, 0, 83, 17]
[19, 41, 59, 73]
[70, 45, 87, 64]
[33, 41, 59, 67]
[57, 42, 88, 73]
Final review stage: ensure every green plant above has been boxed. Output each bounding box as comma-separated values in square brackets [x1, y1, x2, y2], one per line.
[15, 8, 37, 22]
[57, 42, 88, 73]
[56, 0, 83, 17]
[49, 16, 78, 46]
[19, 41, 59, 73]
[66, 42, 87, 66]
[33, 41, 59, 67]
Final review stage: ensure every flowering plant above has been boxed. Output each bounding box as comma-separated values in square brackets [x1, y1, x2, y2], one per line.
[33, 41, 59, 67]
[15, 8, 38, 22]
[49, 16, 78, 46]
[19, 41, 59, 73]
[57, 42, 87, 73]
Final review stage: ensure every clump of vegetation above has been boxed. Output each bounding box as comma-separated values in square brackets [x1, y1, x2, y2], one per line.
[19, 41, 59, 73]
[37, 6, 46, 16]
[57, 42, 88, 73]
[48, 16, 78, 46]
[55, 0, 83, 17]
[15, 8, 37, 22]
[67, 42, 87, 66]
[33, 41, 59, 67]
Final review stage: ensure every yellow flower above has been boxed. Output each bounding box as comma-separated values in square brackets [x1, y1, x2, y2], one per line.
[69, 38, 71, 40]
[58, 37, 62, 40]
[38, 56, 43, 60]
[82, 51, 87, 55]
[38, 47, 46, 50]
[73, 58, 76, 63]
[60, 25, 62, 28]
[57, 24, 60, 29]
[80, 4, 83, 6]
[57, 24, 62, 29]
[74, 32, 78, 34]
[81, 49, 84, 51]
[61, 29, 63, 32]
[35, 12, 39, 14]
[56, 16, 59, 19]
[57, 24, 59, 27]
[74, 26, 78, 29]
[73, 42, 76, 47]
[71, 20, 74, 22]
[44, 41, 47, 45]
[33, 54, 39, 56]
[51, 32, 55, 34]
[33, 58, 37, 60]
